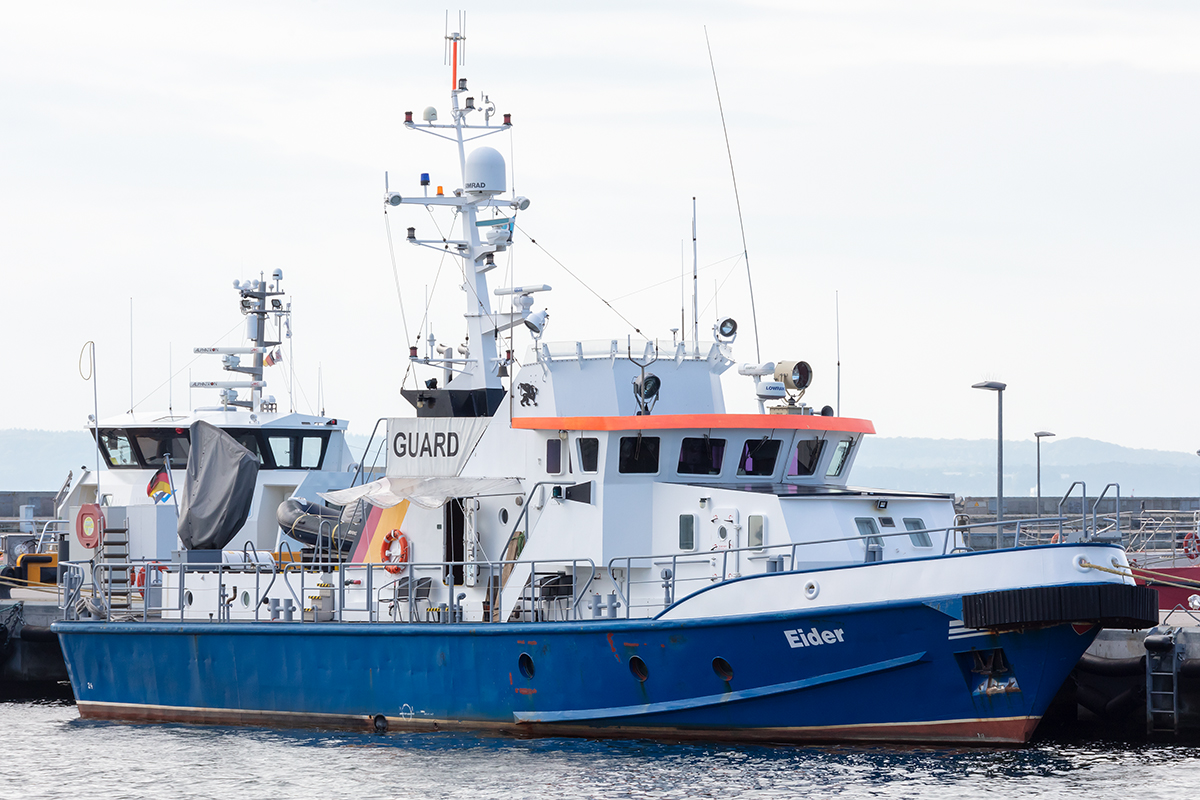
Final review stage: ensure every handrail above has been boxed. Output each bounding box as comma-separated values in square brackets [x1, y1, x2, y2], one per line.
[498, 479, 577, 565]
[66, 553, 599, 625]
[608, 513, 1092, 618]
[1091, 483, 1121, 541]
[351, 417, 388, 487]
[1058, 482, 1087, 543]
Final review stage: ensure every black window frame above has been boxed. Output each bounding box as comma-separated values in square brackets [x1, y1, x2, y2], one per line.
[618, 435, 660, 474]
[677, 436, 726, 476]
[737, 438, 782, 477]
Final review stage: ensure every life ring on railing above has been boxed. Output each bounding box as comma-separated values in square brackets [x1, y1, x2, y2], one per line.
[131, 566, 145, 588]
[75, 504, 103, 549]
[1184, 531, 1199, 561]
[1050, 532, 1061, 544]
[379, 529, 410, 575]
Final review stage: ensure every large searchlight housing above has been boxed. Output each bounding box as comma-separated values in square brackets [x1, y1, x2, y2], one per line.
[775, 360, 813, 393]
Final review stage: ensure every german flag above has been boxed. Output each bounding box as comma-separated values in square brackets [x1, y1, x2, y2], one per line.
[147, 468, 172, 503]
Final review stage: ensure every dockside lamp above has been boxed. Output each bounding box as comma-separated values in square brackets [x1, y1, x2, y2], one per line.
[972, 381, 1007, 525]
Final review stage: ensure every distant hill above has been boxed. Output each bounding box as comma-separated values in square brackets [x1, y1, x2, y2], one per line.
[2, 429, 1197, 498]
[853, 437, 1200, 497]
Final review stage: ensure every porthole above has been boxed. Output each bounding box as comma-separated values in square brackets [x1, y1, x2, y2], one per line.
[499, 508, 510, 525]
[718, 525, 728, 540]
[185, 590, 194, 607]
[240, 591, 251, 608]
[629, 655, 649, 682]
[518, 652, 535, 679]
[712, 657, 734, 682]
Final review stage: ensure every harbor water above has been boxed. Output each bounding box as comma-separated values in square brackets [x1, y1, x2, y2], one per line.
[6, 699, 1200, 800]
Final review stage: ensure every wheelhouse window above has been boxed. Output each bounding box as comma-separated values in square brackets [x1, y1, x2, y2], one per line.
[618, 436, 659, 474]
[98, 429, 137, 468]
[788, 438, 825, 477]
[265, 433, 329, 470]
[904, 518, 933, 548]
[133, 429, 192, 469]
[578, 437, 599, 473]
[737, 438, 781, 477]
[679, 514, 696, 550]
[825, 439, 854, 478]
[677, 437, 725, 476]
[546, 438, 562, 474]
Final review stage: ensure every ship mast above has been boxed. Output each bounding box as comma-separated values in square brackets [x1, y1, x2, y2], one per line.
[389, 28, 546, 416]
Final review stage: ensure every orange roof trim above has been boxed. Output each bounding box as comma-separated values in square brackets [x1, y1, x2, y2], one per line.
[512, 413, 876, 434]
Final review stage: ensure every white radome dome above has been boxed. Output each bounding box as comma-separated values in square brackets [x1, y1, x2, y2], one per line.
[464, 147, 506, 196]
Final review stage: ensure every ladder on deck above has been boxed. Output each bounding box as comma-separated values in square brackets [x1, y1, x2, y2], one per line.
[99, 524, 132, 612]
[1146, 628, 1180, 736]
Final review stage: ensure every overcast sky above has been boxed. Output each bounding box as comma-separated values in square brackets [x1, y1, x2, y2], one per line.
[2, 1, 1197, 453]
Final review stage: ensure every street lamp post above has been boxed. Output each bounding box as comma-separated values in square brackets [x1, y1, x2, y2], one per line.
[1035, 431, 1056, 523]
[972, 381, 1007, 540]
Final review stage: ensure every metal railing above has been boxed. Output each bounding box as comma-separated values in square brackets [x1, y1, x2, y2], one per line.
[607, 513, 1104, 619]
[59, 550, 597, 625]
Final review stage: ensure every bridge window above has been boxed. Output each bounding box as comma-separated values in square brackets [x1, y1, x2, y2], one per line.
[737, 438, 780, 476]
[788, 438, 825, 477]
[546, 438, 562, 474]
[265, 433, 328, 470]
[825, 439, 854, 477]
[131, 429, 191, 469]
[904, 518, 933, 548]
[97, 429, 138, 468]
[578, 438, 599, 473]
[618, 436, 659, 474]
[678, 437, 725, 475]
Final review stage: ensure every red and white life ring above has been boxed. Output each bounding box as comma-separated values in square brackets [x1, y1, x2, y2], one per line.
[378, 529, 410, 575]
[1184, 531, 1199, 561]
[75, 504, 103, 549]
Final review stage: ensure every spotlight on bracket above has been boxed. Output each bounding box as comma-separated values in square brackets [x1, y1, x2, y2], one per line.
[510, 196, 531, 211]
[386, 192, 403, 206]
[524, 309, 548, 335]
[715, 317, 738, 342]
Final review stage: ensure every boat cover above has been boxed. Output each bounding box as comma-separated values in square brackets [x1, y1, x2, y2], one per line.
[320, 476, 521, 510]
[177, 421, 259, 550]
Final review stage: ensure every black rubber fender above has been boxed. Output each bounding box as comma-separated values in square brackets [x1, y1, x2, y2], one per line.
[1076, 653, 1145, 677]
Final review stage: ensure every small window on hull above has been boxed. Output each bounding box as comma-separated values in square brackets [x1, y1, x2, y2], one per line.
[747, 515, 765, 550]
[904, 518, 933, 548]
[546, 438, 562, 474]
[679, 514, 696, 550]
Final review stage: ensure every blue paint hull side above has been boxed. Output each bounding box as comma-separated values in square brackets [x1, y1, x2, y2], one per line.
[55, 598, 1097, 743]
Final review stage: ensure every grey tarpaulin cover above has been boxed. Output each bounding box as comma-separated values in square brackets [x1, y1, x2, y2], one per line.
[177, 420, 259, 549]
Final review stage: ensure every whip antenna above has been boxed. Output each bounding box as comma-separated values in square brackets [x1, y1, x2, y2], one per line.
[705, 26, 760, 362]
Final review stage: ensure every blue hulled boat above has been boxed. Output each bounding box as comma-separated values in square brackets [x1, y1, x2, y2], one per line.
[54, 25, 1155, 744]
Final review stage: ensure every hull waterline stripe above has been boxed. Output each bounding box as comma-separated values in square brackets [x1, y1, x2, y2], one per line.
[512, 651, 925, 724]
[74, 700, 1039, 744]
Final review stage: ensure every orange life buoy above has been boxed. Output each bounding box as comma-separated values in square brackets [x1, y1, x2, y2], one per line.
[379, 529, 410, 575]
[131, 565, 145, 588]
[75, 504, 103, 549]
[1050, 532, 1060, 544]
[1184, 531, 1199, 561]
